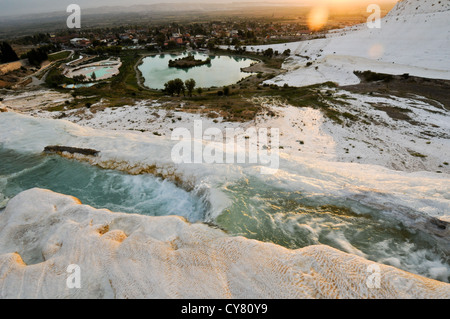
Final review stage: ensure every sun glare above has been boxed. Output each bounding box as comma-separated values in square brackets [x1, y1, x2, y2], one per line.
[307, 5, 330, 31]
[368, 43, 385, 59]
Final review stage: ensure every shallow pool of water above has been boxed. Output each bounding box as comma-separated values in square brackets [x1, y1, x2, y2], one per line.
[0, 148, 206, 222]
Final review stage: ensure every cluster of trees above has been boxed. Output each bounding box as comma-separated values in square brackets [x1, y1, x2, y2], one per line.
[73, 74, 87, 82]
[0, 42, 19, 64]
[85, 45, 122, 56]
[71, 72, 97, 82]
[164, 78, 197, 97]
[19, 44, 61, 66]
[228, 47, 290, 58]
[263, 48, 274, 58]
[232, 46, 248, 55]
[260, 48, 290, 58]
[217, 86, 231, 96]
[25, 48, 48, 66]
[163, 78, 234, 98]
[238, 30, 257, 41]
[45, 70, 67, 88]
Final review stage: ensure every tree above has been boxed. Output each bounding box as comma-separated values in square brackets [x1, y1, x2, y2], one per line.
[185, 79, 196, 97]
[45, 72, 65, 88]
[164, 78, 185, 96]
[91, 72, 97, 81]
[207, 40, 216, 50]
[196, 87, 203, 95]
[155, 33, 166, 47]
[0, 42, 19, 63]
[26, 48, 48, 66]
[223, 86, 230, 96]
[73, 74, 86, 82]
[167, 40, 177, 50]
[164, 80, 176, 96]
[263, 48, 274, 58]
[283, 49, 291, 56]
[231, 38, 240, 46]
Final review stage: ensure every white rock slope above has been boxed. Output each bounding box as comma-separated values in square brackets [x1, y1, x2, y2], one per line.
[255, 0, 450, 87]
[0, 188, 449, 299]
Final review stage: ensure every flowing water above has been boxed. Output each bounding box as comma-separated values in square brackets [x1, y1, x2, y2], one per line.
[216, 177, 449, 282]
[0, 147, 449, 282]
[0, 148, 206, 222]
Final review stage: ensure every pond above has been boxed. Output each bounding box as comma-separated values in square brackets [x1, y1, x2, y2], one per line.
[138, 51, 258, 90]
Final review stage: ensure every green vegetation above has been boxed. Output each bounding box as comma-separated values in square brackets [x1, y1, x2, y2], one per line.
[0, 42, 19, 63]
[263, 48, 274, 58]
[25, 48, 48, 66]
[45, 65, 75, 88]
[111, 50, 147, 92]
[342, 112, 358, 121]
[408, 150, 428, 158]
[168, 55, 211, 69]
[164, 78, 185, 96]
[185, 79, 196, 97]
[355, 70, 394, 83]
[85, 45, 123, 56]
[48, 51, 71, 62]
[19, 44, 61, 66]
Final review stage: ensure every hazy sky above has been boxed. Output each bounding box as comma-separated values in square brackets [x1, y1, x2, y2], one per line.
[4, 0, 226, 16]
[0, 0, 397, 17]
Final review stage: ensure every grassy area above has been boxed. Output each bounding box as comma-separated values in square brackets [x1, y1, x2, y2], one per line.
[48, 51, 71, 62]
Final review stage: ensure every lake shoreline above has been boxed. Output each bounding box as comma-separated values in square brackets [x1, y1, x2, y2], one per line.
[136, 51, 259, 90]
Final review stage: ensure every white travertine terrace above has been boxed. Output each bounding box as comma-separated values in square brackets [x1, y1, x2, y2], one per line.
[0, 188, 449, 299]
